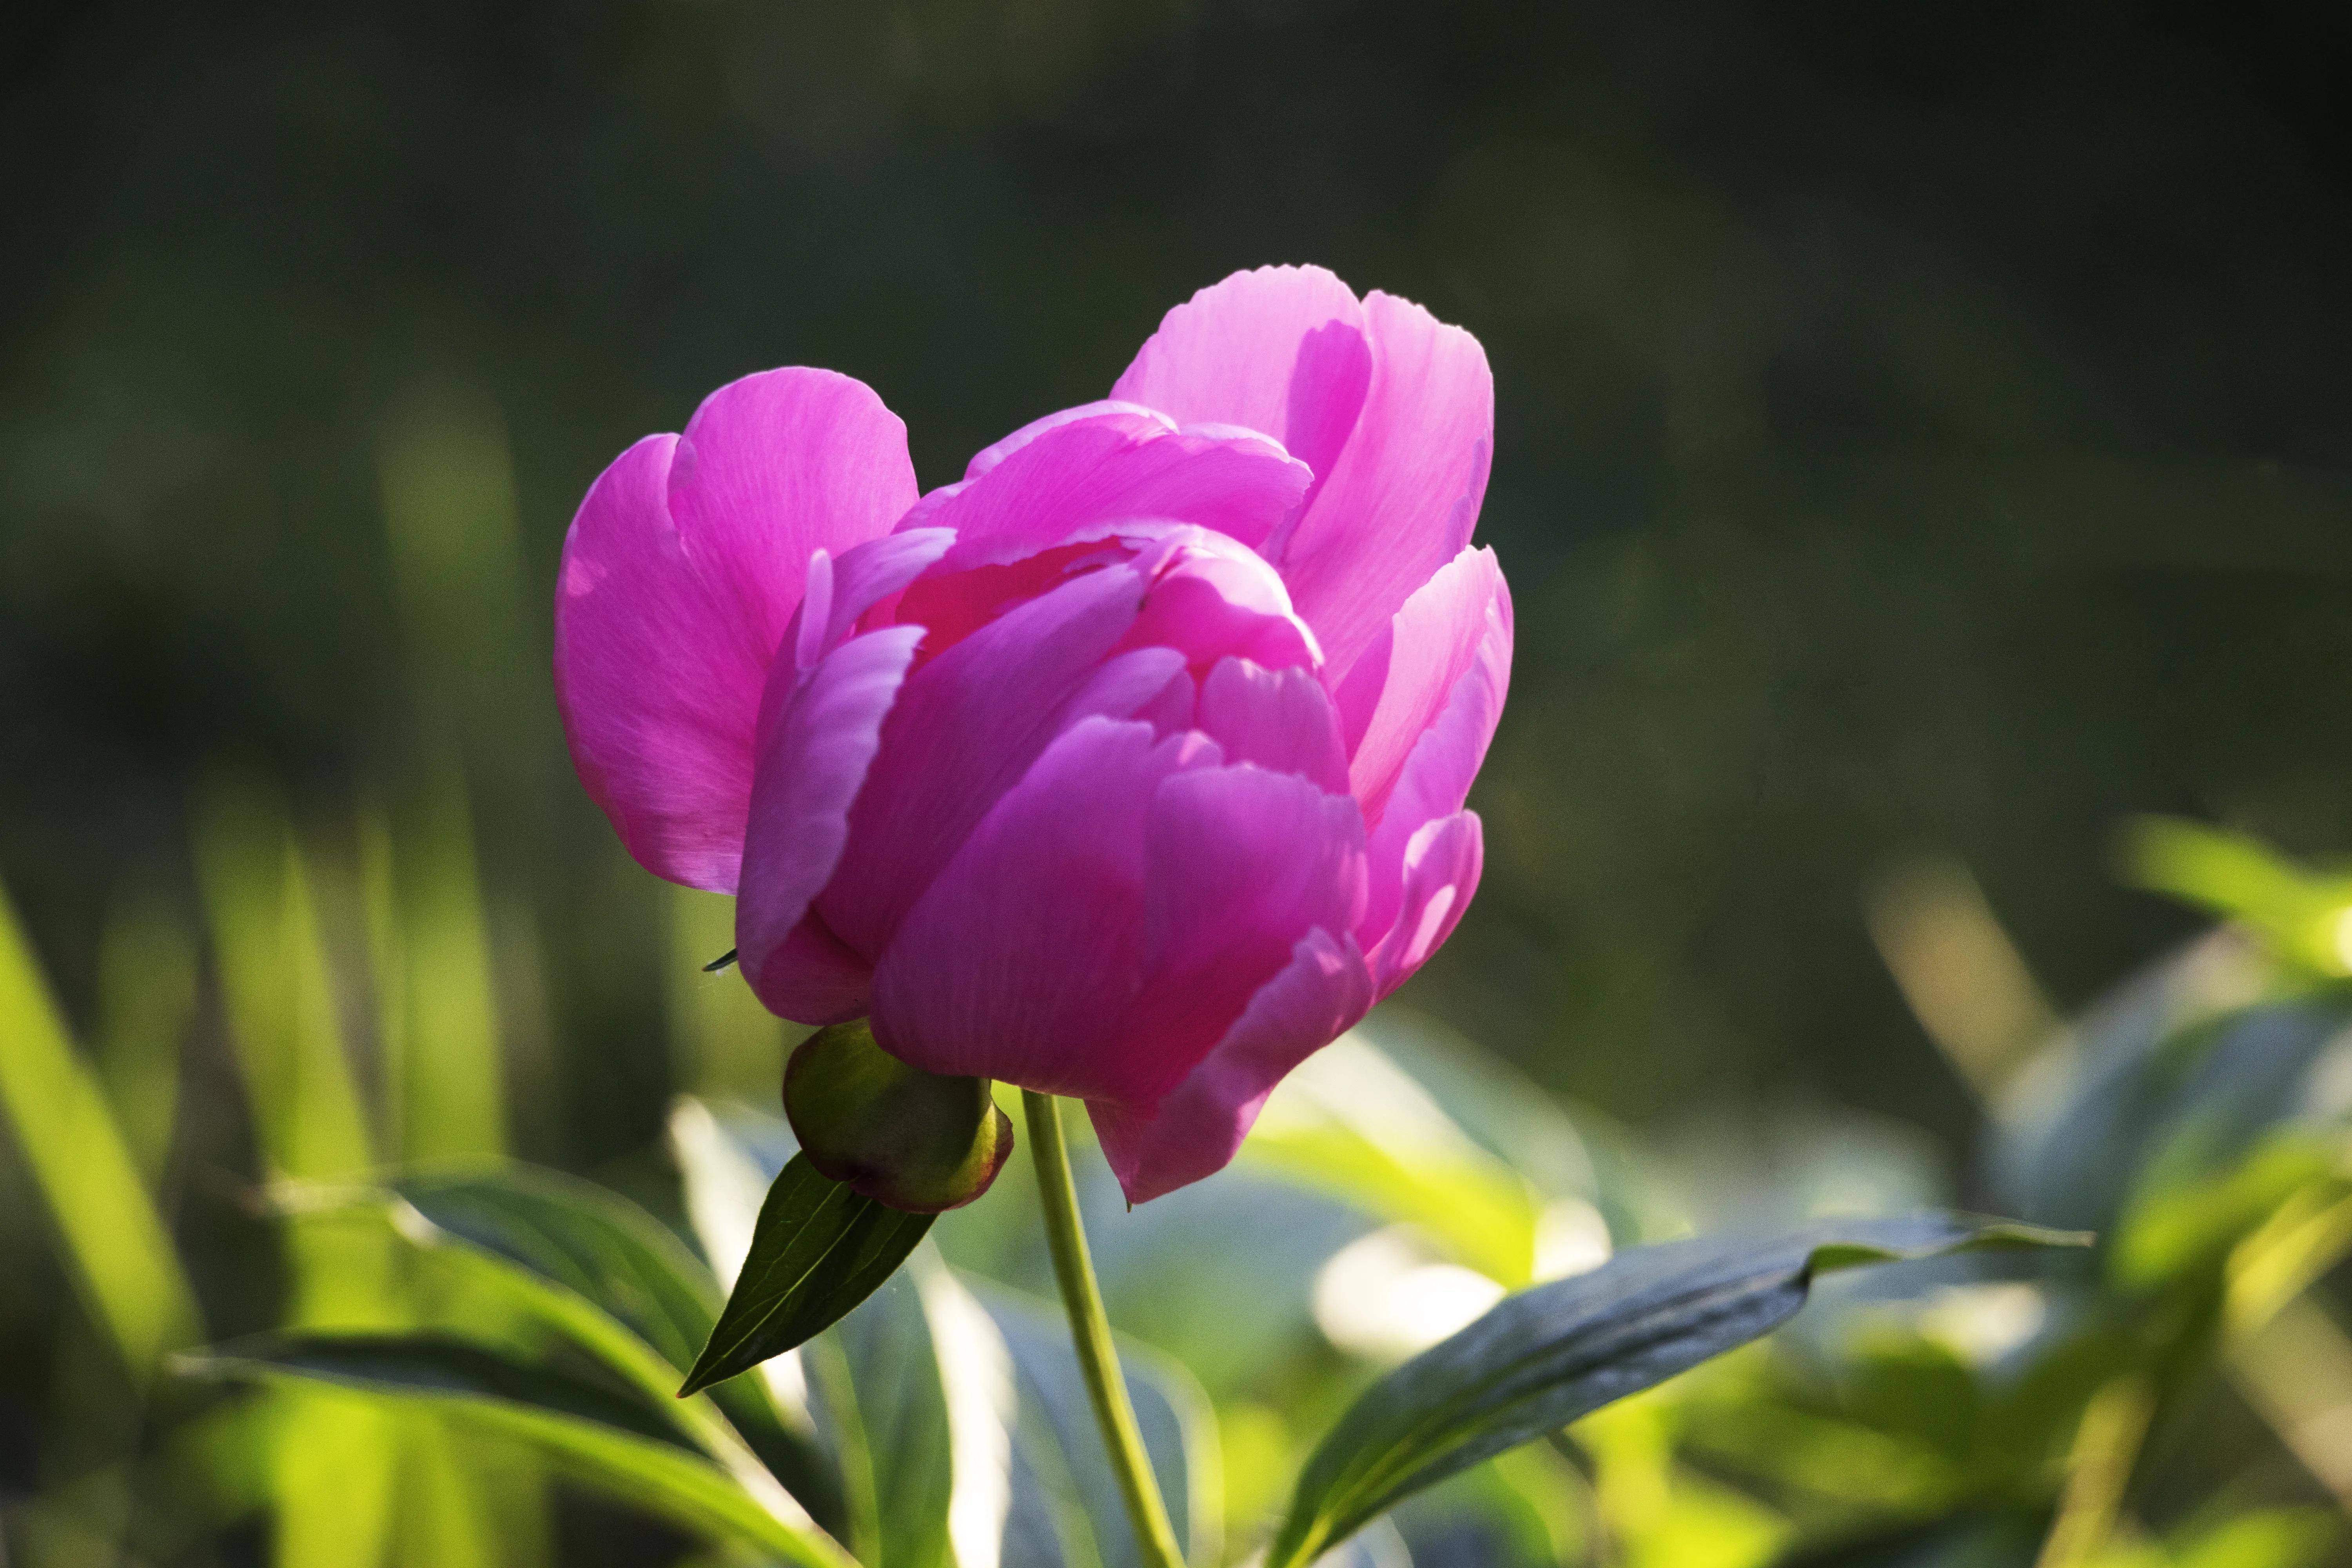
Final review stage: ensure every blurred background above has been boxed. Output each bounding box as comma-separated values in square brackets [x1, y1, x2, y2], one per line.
[5, 2, 2352, 1565]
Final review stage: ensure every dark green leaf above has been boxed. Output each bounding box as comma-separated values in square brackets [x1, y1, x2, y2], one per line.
[681, 1153, 933, 1397]
[1265, 1214, 2085, 1568]
[179, 1332, 855, 1568]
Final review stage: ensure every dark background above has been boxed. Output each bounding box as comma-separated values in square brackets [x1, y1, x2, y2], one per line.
[5, 0, 2350, 1176]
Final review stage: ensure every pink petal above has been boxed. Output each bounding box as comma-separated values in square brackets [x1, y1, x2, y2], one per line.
[817, 561, 1161, 960]
[960, 400, 1167, 480]
[758, 529, 956, 742]
[1368, 811, 1484, 998]
[745, 913, 873, 1028]
[1336, 545, 1510, 826]
[1356, 567, 1512, 949]
[1116, 524, 1324, 674]
[553, 371, 917, 892]
[1110, 265, 1371, 500]
[1120, 765, 1368, 1102]
[868, 719, 1219, 1097]
[735, 624, 925, 1024]
[1194, 659, 1349, 794]
[898, 408, 1311, 569]
[1090, 928, 1374, 1204]
[1279, 292, 1495, 684]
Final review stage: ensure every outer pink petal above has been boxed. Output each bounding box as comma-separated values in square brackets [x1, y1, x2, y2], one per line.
[1355, 564, 1511, 951]
[1279, 292, 1495, 683]
[735, 624, 925, 1024]
[553, 370, 917, 892]
[868, 719, 1218, 1096]
[1120, 765, 1368, 1102]
[898, 409, 1311, 566]
[818, 563, 1159, 960]
[1110, 265, 1371, 499]
[1335, 545, 1510, 827]
[1368, 811, 1484, 999]
[1089, 928, 1374, 1204]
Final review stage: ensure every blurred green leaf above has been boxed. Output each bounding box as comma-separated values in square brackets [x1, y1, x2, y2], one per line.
[387, 1165, 724, 1377]
[392, 1164, 831, 1498]
[2167, 1508, 2335, 1568]
[979, 1284, 1220, 1568]
[194, 775, 377, 1185]
[282, 1164, 847, 1535]
[2123, 817, 2352, 980]
[1245, 1031, 1545, 1285]
[358, 764, 508, 1163]
[682, 1153, 933, 1397]
[93, 893, 196, 1187]
[183, 1333, 856, 1568]
[1990, 934, 2313, 1238]
[0, 875, 203, 1374]
[1264, 1216, 2083, 1568]
[803, 1268, 957, 1568]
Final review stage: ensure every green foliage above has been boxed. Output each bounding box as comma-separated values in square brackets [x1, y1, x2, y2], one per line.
[1263, 1219, 2082, 1568]
[181, 1333, 854, 1568]
[10, 815, 2352, 1566]
[682, 1156, 938, 1397]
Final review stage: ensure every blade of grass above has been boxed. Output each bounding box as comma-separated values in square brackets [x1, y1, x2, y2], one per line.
[0, 873, 202, 1376]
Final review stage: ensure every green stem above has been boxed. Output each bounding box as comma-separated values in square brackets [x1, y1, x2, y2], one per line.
[1022, 1090, 1186, 1568]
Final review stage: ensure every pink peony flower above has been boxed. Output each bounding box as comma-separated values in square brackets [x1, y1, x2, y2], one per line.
[555, 266, 1510, 1202]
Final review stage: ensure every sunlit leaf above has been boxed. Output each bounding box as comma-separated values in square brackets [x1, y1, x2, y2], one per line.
[182, 1334, 855, 1568]
[2123, 817, 2352, 980]
[358, 764, 508, 1164]
[281, 1165, 846, 1534]
[1244, 1031, 1544, 1285]
[93, 894, 196, 1187]
[1263, 1216, 2084, 1568]
[0, 876, 203, 1374]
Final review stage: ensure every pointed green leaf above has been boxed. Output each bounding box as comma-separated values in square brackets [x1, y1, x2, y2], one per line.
[1264, 1214, 2087, 1568]
[183, 1333, 855, 1568]
[681, 1154, 934, 1397]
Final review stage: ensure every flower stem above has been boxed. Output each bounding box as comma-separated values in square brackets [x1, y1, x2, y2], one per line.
[1022, 1090, 1186, 1568]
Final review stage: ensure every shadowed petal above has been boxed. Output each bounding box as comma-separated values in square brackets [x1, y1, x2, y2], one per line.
[819, 564, 1158, 960]
[869, 719, 1220, 1096]
[1090, 928, 1374, 1204]
[736, 624, 925, 1024]
[1194, 659, 1349, 794]
[553, 370, 917, 891]
[1121, 765, 1368, 1102]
